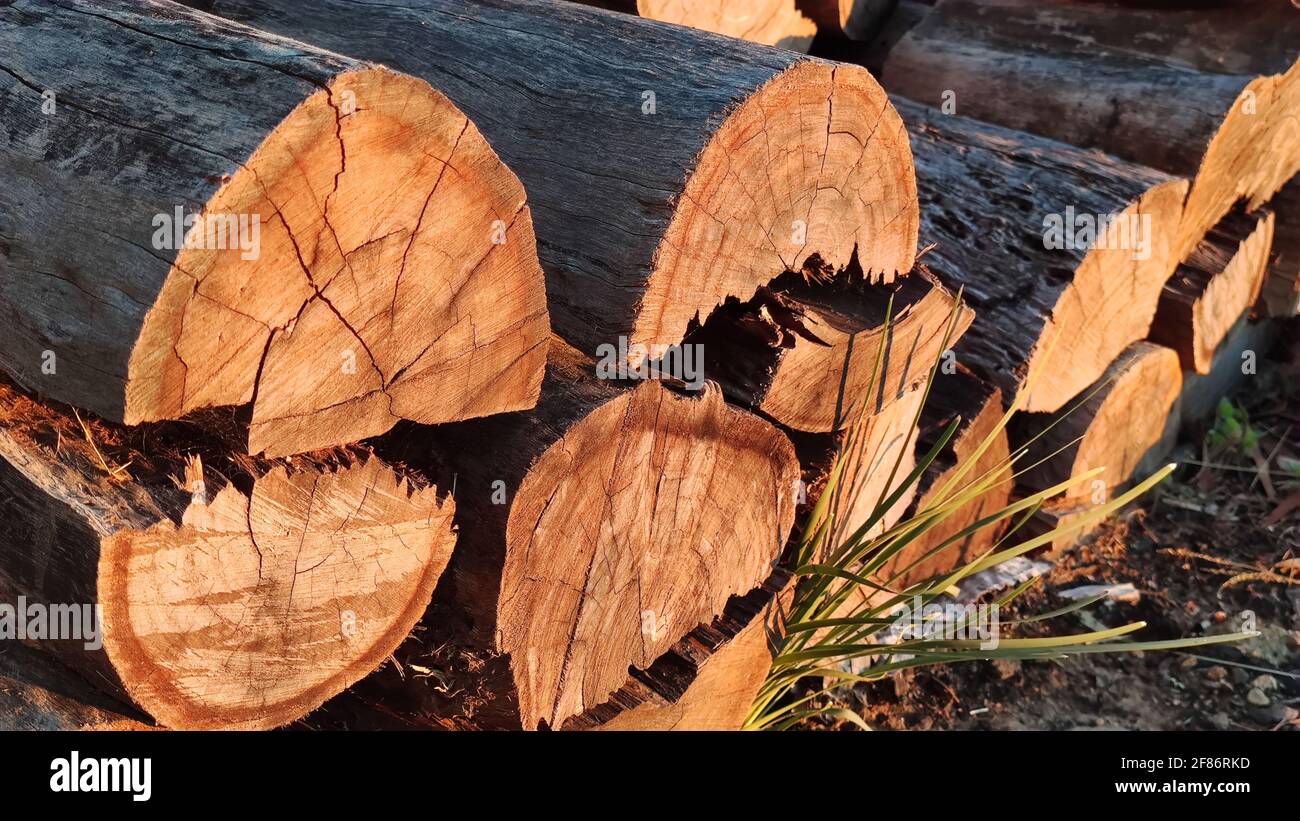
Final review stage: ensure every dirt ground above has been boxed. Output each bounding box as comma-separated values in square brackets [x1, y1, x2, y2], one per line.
[822, 322, 1300, 731]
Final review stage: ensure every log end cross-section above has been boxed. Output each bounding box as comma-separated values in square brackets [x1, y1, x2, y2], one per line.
[496, 381, 800, 730]
[1013, 341, 1183, 500]
[633, 61, 919, 359]
[126, 67, 549, 456]
[99, 458, 456, 730]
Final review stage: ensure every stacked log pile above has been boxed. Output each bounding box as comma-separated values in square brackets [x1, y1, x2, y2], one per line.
[0, 0, 1295, 732]
[878, 0, 1299, 550]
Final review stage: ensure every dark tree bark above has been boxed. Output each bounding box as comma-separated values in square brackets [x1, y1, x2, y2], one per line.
[897, 98, 1188, 413]
[883, 0, 1300, 264]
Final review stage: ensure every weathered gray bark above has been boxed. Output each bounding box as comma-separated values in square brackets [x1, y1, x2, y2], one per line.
[919, 0, 1298, 78]
[883, 0, 1293, 174]
[897, 98, 1188, 413]
[191, 0, 920, 359]
[0, 644, 148, 731]
[882, 0, 1300, 263]
[0, 0, 355, 421]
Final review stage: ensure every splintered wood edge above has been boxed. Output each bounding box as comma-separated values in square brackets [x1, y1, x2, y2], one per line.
[633, 61, 919, 358]
[594, 576, 794, 731]
[126, 66, 549, 456]
[638, 0, 818, 50]
[1180, 59, 1300, 264]
[497, 381, 800, 730]
[98, 458, 456, 730]
[1191, 212, 1274, 374]
[1069, 342, 1183, 499]
[1020, 177, 1189, 413]
[761, 282, 973, 432]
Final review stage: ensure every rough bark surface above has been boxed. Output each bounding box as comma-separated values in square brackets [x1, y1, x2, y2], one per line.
[882, 0, 1300, 263]
[898, 98, 1188, 413]
[0, 643, 149, 731]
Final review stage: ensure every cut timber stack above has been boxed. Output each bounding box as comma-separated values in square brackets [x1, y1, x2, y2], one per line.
[192, 0, 921, 366]
[0, 377, 457, 730]
[897, 98, 1188, 413]
[577, 0, 818, 51]
[375, 340, 801, 730]
[882, 0, 1300, 264]
[2, 0, 1286, 735]
[0, 0, 549, 458]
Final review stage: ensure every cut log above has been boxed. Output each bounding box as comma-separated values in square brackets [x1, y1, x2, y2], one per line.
[797, 0, 896, 40]
[878, 368, 1011, 589]
[1010, 342, 1183, 501]
[684, 268, 971, 432]
[1023, 383, 1181, 558]
[897, 98, 1189, 412]
[1262, 179, 1300, 317]
[0, 378, 456, 729]
[881, 0, 1300, 263]
[948, 0, 1299, 78]
[375, 339, 801, 730]
[1149, 207, 1274, 374]
[580, 0, 818, 50]
[819, 0, 931, 76]
[0, 0, 548, 457]
[193, 0, 920, 364]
